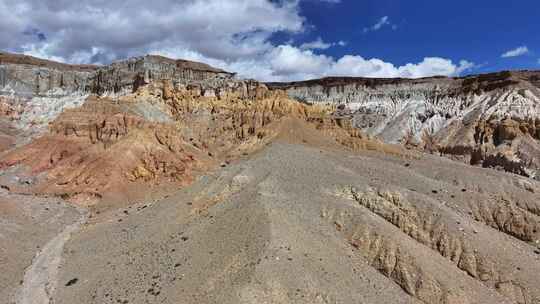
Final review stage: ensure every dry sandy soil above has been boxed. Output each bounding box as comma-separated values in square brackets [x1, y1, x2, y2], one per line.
[3, 118, 540, 304]
[0, 187, 82, 303]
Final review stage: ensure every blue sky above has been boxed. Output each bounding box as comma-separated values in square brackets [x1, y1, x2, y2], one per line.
[1, 0, 538, 81]
[293, 0, 539, 75]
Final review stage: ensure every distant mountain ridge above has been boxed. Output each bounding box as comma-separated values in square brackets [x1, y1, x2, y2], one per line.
[268, 71, 540, 179]
[267, 70, 540, 93]
[0, 51, 236, 135]
[1, 51, 539, 179]
[0, 51, 233, 97]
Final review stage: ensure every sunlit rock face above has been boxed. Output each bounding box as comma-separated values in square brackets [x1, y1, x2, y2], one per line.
[89, 55, 235, 96]
[0, 52, 355, 206]
[0, 52, 235, 134]
[269, 72, 540, 179]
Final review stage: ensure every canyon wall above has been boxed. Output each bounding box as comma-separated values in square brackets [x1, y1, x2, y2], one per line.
[269, 72, 540, 179]
[89, 55, 234, 96]
[2, 50, 539, 179]
[0, 52, 235, 133]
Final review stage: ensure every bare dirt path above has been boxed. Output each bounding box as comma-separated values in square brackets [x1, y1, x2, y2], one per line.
[16, 209, 88, 304]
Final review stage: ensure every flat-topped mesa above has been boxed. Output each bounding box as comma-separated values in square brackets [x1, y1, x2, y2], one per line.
[0, 52, 237, 134]
[0, 52, 235, 98]
[91, 55, 235, 96]
[0, 52, 97, 97]
[266, 73, 540, 135]
[268, 71, 540, 179]
[267, 71, 540, 105]
[0, 51, 97, 71]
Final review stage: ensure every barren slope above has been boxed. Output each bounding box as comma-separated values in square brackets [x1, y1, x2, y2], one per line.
[48, 125, 540, 304]
[0, 188, 82, 303]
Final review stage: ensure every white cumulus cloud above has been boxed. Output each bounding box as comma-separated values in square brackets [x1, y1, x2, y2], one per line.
[300, 37, 345, 50]
[230, 46, 475, 81]
[1, 0, 473, 82]
[363, 16, 396, 33]
[501, 46, 529, 58]
[2, 0, 304, 63]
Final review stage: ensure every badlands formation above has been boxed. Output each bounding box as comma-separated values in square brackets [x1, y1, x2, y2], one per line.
[269, 72, 540, 179]
[0, 51, 539, 304]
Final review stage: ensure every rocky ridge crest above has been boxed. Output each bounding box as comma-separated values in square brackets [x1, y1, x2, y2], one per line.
[0, 52, 234, 134]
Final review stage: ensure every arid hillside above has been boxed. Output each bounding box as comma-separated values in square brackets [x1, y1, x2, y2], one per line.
[1, 53, 539, 304]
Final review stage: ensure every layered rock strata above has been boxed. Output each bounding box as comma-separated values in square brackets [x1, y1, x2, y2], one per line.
[268, 71, 540, 178]
[0, 52, 234, 134]
[0, 78, 385, 206]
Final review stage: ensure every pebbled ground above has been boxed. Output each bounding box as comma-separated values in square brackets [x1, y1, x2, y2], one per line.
[40, 131, 540, 304]
[0, 189, 81, 304]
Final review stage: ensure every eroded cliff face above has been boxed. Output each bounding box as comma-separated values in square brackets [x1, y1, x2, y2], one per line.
[1, 52, 402, 206]
[269, 71, 540, 179]
[0, 52, 234, 135]
[1, 75, 392, 206]
[89, 55, 234, 96]
[0, 81, 287, 205]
